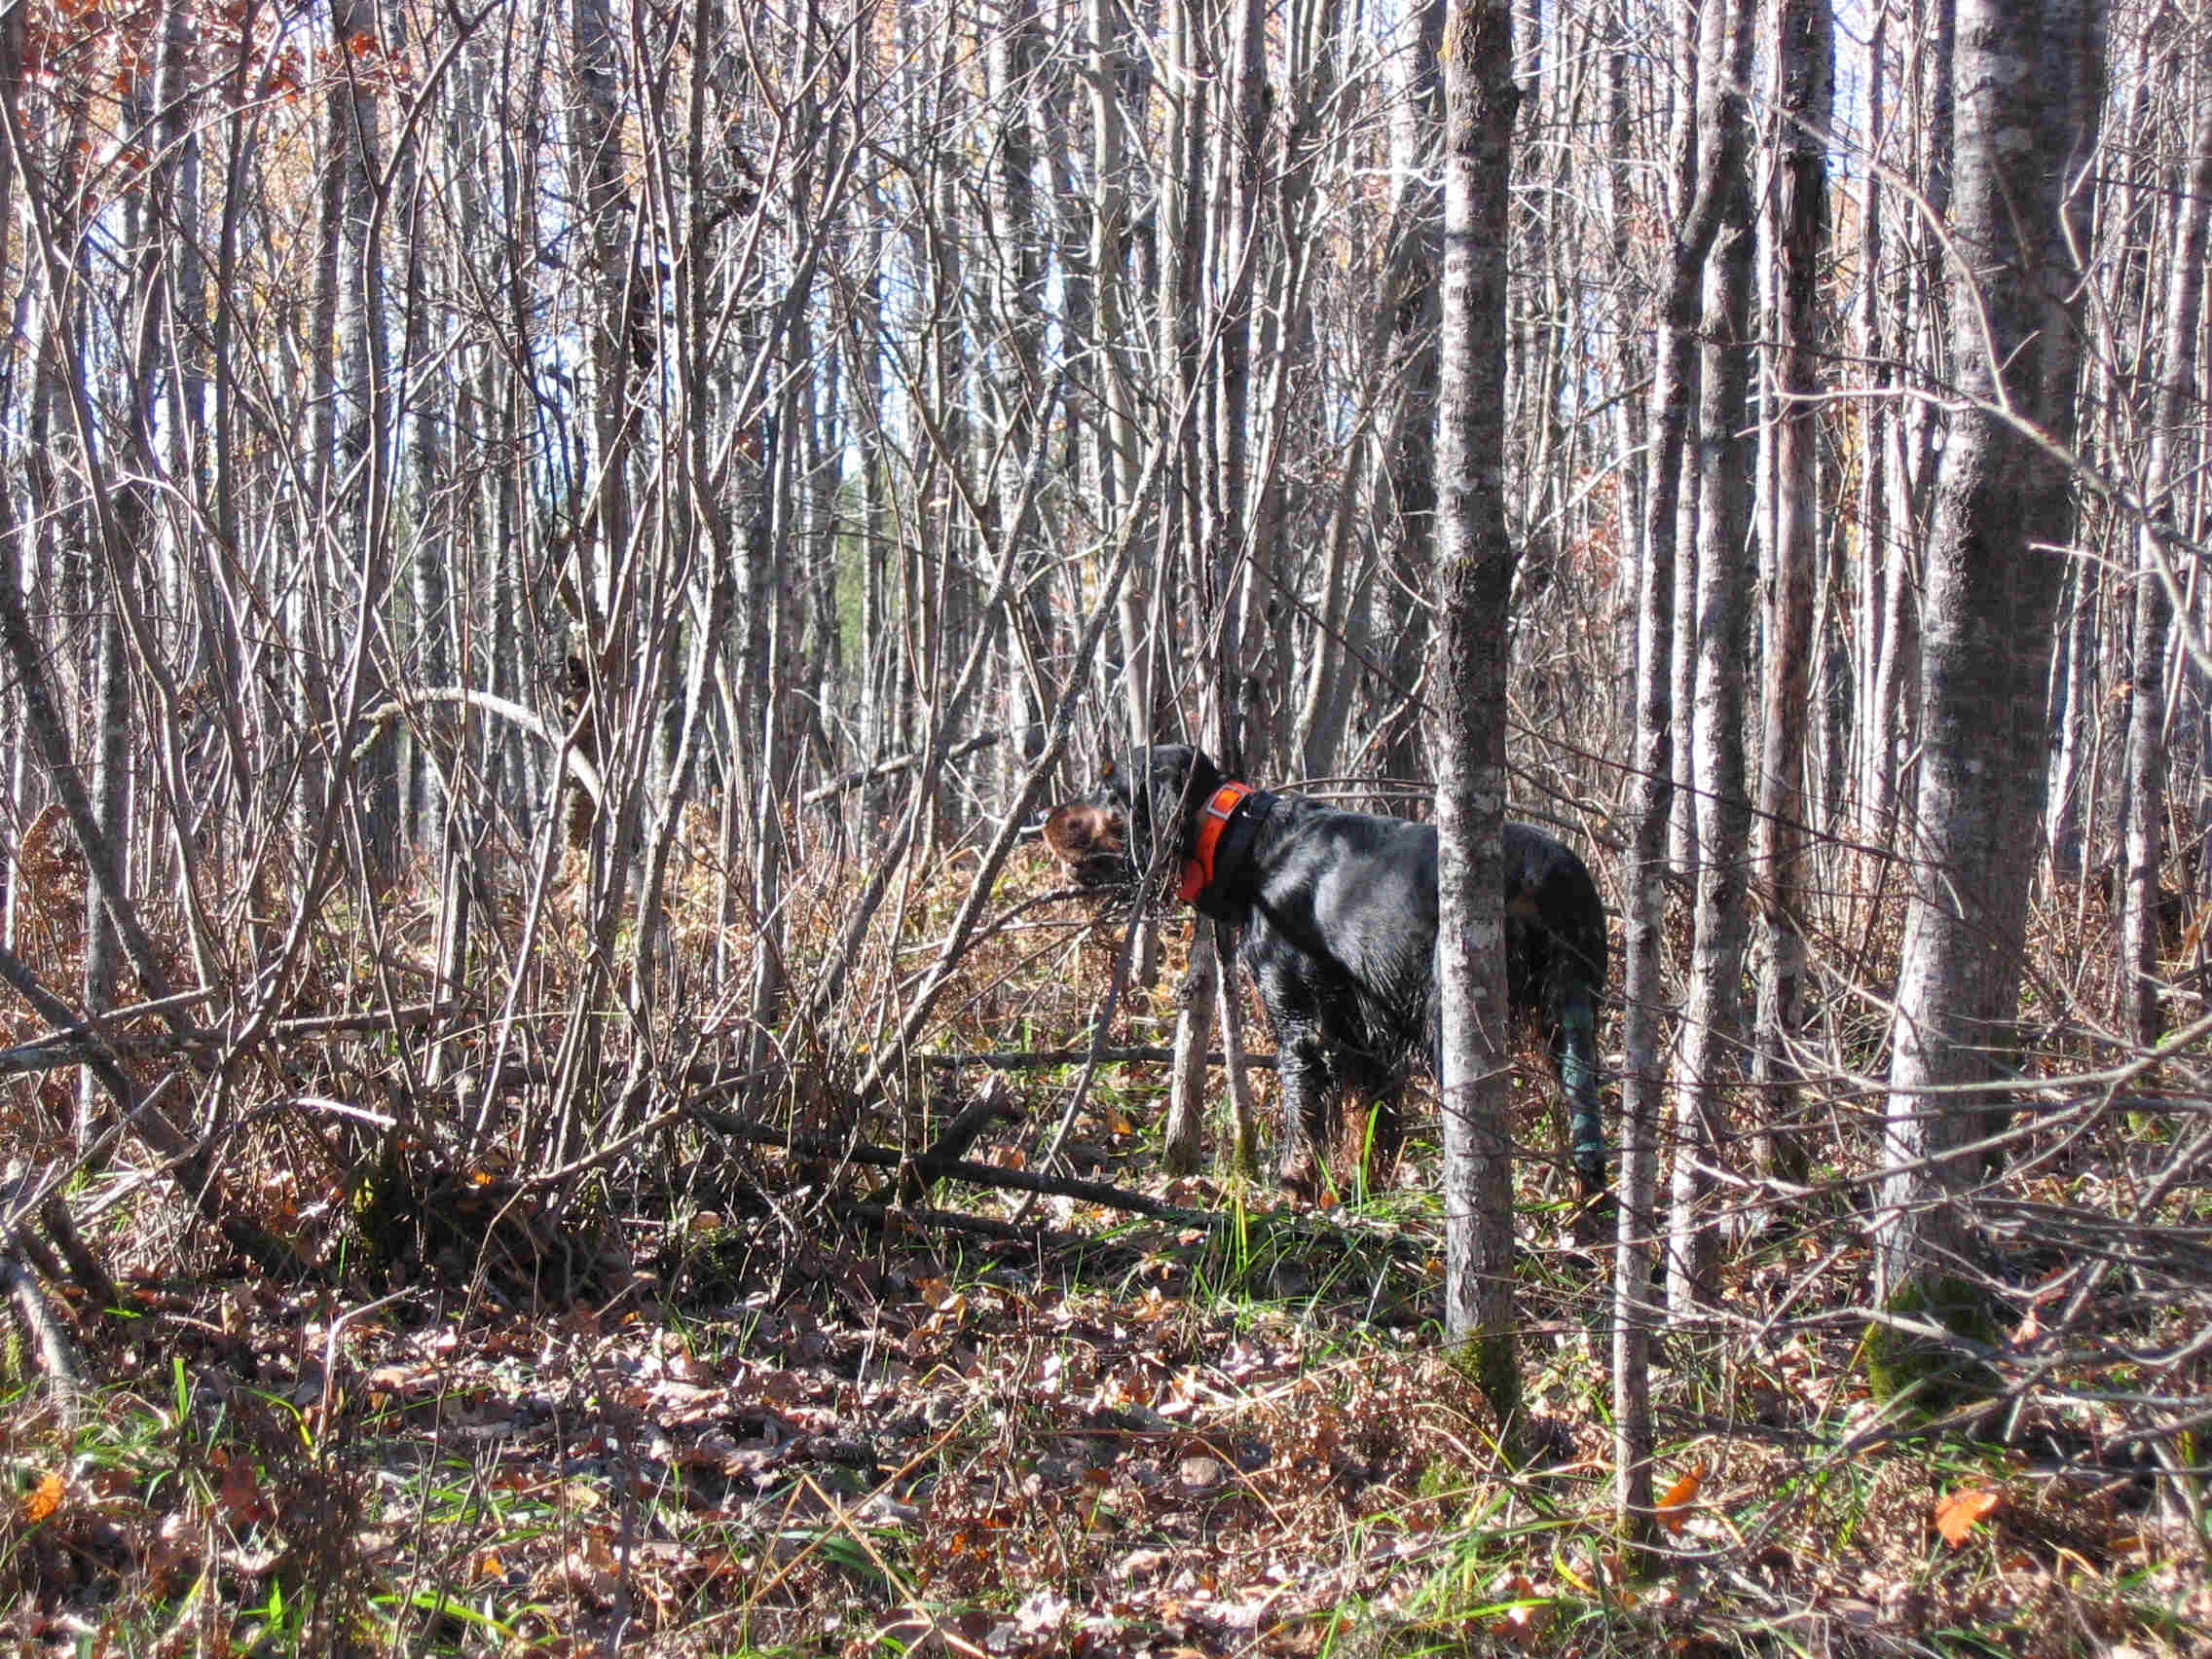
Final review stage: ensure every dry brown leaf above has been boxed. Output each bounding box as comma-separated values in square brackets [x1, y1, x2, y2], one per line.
[1656, 1462, 1707, 1534]
[1934, 1487, 2002, 1546]
[1488, 1572, 1551, 1643]
[22, 1471, 64, 1523]
[217, 1452, 272, 1527]
[563, 1532, 620, 1604]
[913, 1277, 966, 1319]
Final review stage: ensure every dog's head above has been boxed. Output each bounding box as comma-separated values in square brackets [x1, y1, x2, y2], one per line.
[1042, 745, 1223, 902]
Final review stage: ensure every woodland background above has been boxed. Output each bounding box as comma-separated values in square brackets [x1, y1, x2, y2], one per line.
[0, 0, 2208, 1649]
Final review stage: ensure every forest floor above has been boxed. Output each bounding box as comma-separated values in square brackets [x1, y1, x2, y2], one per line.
[3, 856, 2209, 1656]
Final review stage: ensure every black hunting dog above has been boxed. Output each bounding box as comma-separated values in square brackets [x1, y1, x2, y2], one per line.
[1044, 745, 1607, 1200]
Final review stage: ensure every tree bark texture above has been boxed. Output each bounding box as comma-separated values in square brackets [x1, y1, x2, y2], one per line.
[1875, 0, 2106, 1334]
[1434, 0, 1522, 1420]
[2120, 68, 2212, 1051]
[1667, 0, 1760, 1320]
[1751, 0, 1834, 1182]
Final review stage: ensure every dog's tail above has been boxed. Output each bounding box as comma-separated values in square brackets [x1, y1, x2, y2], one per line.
[1559, 979, 1604, 1193]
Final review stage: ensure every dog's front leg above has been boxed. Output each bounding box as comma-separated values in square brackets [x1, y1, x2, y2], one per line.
[1273, 1028, 1336, 1202]
[1247, 941, 1341, 1202]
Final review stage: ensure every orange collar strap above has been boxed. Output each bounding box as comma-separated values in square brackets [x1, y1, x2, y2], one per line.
[1177, 783, 1254, 903]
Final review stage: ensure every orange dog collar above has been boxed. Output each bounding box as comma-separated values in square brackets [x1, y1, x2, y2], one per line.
[1177, 783, 1254, 903]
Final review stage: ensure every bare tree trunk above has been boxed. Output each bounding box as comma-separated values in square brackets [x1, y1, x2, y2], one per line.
[1866, 0, 1956, 847]
[990, 0, 1049, 784]
[80, 7, 202, 1140]
[1667, 0, 1759, 1319]
[1610, 0, 1703, 1547]
[2046, 555, 2101, 878]
[2047, 41, 2157, 883]
[1751, 0, 1833, 1184]
[570, 0, 640, 946]
[1872, 0, 2105, 1394]
[1213, 0, 1268, 775]
[1158, 0, 1219, 1174]
[1375, 1, 1445, 795]
[78, 608, 127, 1145]
[1605, 12, 1646, 741]
[1292, 0, 1412, 787]
[1854, 3, 1892, 844]
[1161, 930, 1220, 1176]
[1435, 0, 1522, 1430]
[2120, 70, 2211, 1051]
[743, 423, 789, 1091]
[1665, 0, 1703, 879]
[1087, 0, 1149, 746]
[330, 0, 397, 883]
[0, 6, 19, 962]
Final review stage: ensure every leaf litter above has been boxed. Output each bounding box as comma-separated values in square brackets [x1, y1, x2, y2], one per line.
[3, 862, 2208, 1654]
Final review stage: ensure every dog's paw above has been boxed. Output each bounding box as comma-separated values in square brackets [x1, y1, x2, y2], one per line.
[1567, 1188, 1616, 1251]
[1277, 1157, 1323, 1208]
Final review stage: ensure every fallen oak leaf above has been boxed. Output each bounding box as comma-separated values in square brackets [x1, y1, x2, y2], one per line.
[1655, 1462, 1707, 1535]
[22, 1471, 64, 1523]
[1934, 1487, 2001, 1547]
[216, 1452, 273, 1527]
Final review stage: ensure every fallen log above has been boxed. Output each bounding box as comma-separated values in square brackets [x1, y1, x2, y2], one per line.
[689, 1103, 1206, 1223]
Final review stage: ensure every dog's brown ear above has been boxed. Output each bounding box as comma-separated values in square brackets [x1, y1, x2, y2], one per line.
[1043, 802, 1122, 866]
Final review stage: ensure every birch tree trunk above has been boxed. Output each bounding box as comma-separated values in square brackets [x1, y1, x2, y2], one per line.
[1665, 0, 1704, 880]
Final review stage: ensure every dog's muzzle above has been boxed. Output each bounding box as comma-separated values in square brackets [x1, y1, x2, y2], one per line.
[1042, 800, 1138, 892]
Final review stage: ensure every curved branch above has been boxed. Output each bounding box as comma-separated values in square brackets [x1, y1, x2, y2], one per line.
[352, 686, 606, 805]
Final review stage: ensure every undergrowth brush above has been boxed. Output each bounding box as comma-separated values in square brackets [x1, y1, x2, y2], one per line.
[2, 839, 2206, 1655]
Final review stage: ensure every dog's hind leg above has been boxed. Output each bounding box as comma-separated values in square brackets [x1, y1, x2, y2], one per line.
[1556, 980, 1605, 1194]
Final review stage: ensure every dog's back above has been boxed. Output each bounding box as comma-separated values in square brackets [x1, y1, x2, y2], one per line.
[1225, 798, 1601, 1066]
